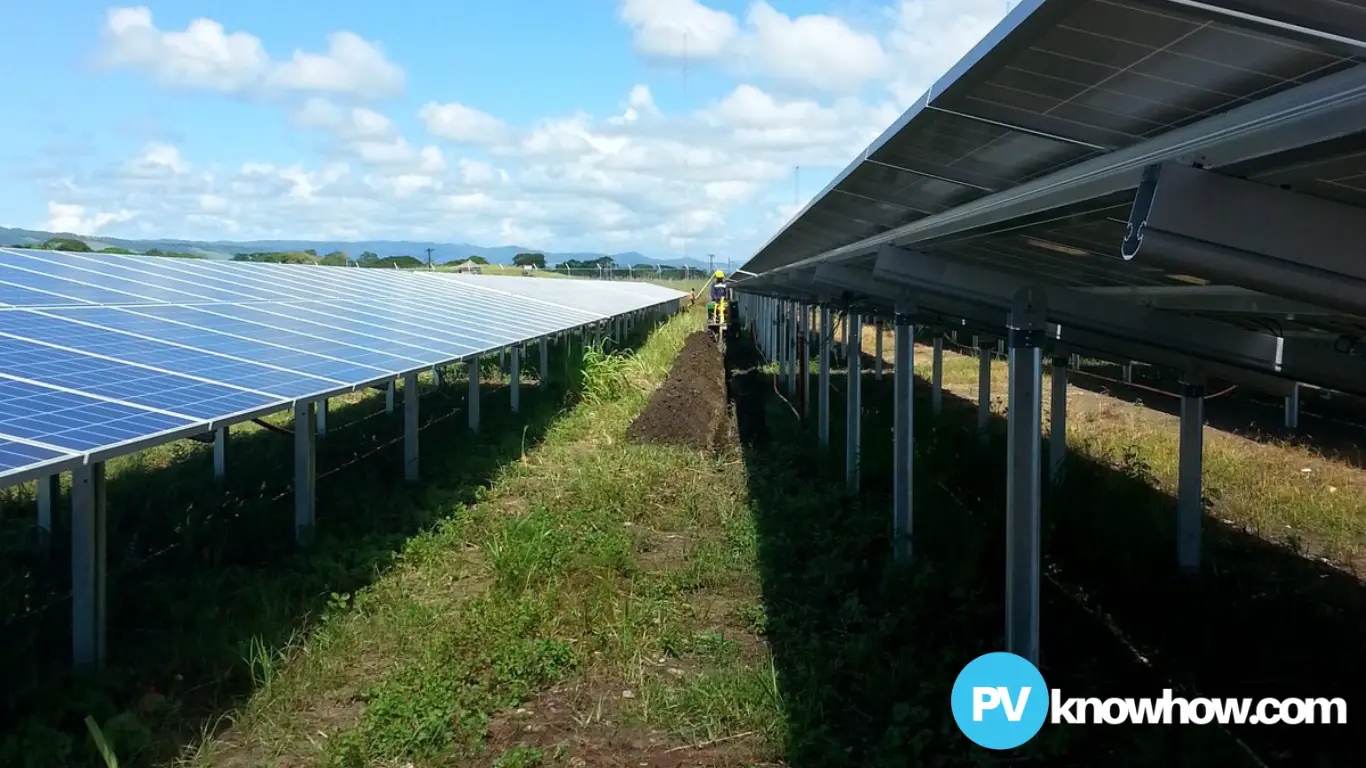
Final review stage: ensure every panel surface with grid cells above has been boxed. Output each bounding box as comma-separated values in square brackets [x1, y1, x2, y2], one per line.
[0, 247, 685, 484]
[0, 437, 75, 473]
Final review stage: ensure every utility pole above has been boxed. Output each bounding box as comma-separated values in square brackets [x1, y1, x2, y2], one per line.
[425, 247, 434, 267]
[708, 253, 714, 275]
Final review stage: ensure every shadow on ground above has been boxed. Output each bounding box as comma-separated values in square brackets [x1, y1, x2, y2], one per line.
[0, 327, 650, 766]
[725, 323, 1363, 767]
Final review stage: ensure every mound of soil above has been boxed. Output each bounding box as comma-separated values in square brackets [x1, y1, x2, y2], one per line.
[626, 331, 727, 450]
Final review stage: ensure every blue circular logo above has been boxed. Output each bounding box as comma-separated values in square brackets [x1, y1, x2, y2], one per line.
[951, 652, 1049, 750]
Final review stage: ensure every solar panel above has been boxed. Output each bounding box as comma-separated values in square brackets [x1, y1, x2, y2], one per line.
[744, 0, 1365, 276]
[0, 247, 686, 485]
[0, 436, 74, 473]
[0, 377, 194, 452]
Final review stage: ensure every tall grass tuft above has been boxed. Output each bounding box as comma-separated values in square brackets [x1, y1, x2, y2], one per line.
[579, 343, 647, 405]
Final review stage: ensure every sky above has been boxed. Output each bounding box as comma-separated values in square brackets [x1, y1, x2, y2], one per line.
[0, 1, 1012, 261]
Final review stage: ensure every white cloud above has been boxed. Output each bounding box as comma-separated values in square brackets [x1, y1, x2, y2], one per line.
[266, 31, 404, 99]
[58, 0, 1010, 258]
[100, 7, 403, 99]
[619, 0, 888, 93]
[419, 101, 511, 145]
[619, 0, 738, 59]
[885, 0, 1005, 104]
[100, 6, 268, 92]
[737, 2, 888, 92]
[46, 202, 136, 234]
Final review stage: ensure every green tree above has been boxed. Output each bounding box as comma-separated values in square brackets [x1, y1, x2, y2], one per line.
[358, 251, 380, 266]
[42, 237, 91, 252]
[468, 255, 489, 265]
[100, 246, 135, 255]
[320, 250, 350, 266]
[512, 252, 546, 269]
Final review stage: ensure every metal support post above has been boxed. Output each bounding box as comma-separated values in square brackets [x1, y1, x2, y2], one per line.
[499, 347, 507, 375]
[845, 312, 863, 492]
[37, 473, 58, 535]
[1122, 362, 1133, 383]
[434, 366, 443, 388]
[1006, 287, 1046, 667]
[798, 303, 809, 417]
[316, 398, 328, 437]
[294, 402, 317, 545]
[213, 426, 227, 481]
[1285, 383, 1300, 429]
[1049, 356, 1068, 487]
[1178, 370, 1206, 574]
[893, 306, 915, 561]
[468, 356, 481, 432]
[71, 461, 107, 669]
[819, 305, 831, 450]
[540, 337, 550, 384]
[385, 380, 395, 413]
[511, 343, 521, 412]
[931, 334, 944, 414]
[404, 371, 419, 482]
[787, 302, 798, 397]
[875, 319, 884, 380]
[978, 339, 992, 443]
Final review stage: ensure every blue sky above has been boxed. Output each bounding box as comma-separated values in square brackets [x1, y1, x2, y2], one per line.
[0, 1, 1009, 261]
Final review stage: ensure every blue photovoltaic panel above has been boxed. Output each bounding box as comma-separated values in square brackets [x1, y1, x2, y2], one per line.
[320, 300, 508, 350]
[127, 305, 425, 372]
[54, 306, 392, 381]
[0, 310, 338, 398]
[0, 337, 283, 419]
[198, 302, 462, 363]
[0, 252, 198, 304]
[0, 378, 193, 452]
[0, 437, 74, 473]
[1, 249, 258, 303]
[0, 267, 138, 307]
[0, 247, 686, 482]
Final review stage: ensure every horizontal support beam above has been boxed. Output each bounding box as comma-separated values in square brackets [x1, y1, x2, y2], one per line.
[1125, 162, 1366, 316]
[1076, 285, 1337, 316]
[818, 264, 1297, 396]
[873, 245, 1366, 396]
[925, 103, 1120, 152]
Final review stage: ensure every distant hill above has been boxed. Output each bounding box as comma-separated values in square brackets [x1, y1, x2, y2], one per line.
[0, 226, 716, 269]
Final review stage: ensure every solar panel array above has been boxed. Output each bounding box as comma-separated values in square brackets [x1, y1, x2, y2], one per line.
[0, 247, 684, 483]
[744, 0, 1364, 276]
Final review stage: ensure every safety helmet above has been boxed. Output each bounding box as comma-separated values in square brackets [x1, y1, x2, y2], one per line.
[714, 270, 725, 279]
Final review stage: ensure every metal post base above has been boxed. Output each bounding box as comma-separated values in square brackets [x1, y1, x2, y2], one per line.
[1178, 372, 1206, 574]
[893, 307, 915, 560]
[1006, 287, 1046, 667]
[404, 371, 419, 482]
[71, 462, 107, 669]
[294, 403, 317, 545]
[845, 312, 863, 492]
[469, 356, 482, 432]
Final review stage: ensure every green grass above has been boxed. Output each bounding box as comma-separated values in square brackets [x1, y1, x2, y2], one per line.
[172, 307, 790, 766]
[6, 309, 1362, 766]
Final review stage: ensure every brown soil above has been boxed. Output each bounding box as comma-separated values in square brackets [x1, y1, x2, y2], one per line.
[626, 332, 727, 452]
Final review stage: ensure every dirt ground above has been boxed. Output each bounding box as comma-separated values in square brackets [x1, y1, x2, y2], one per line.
[626, 331, 728, 451]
